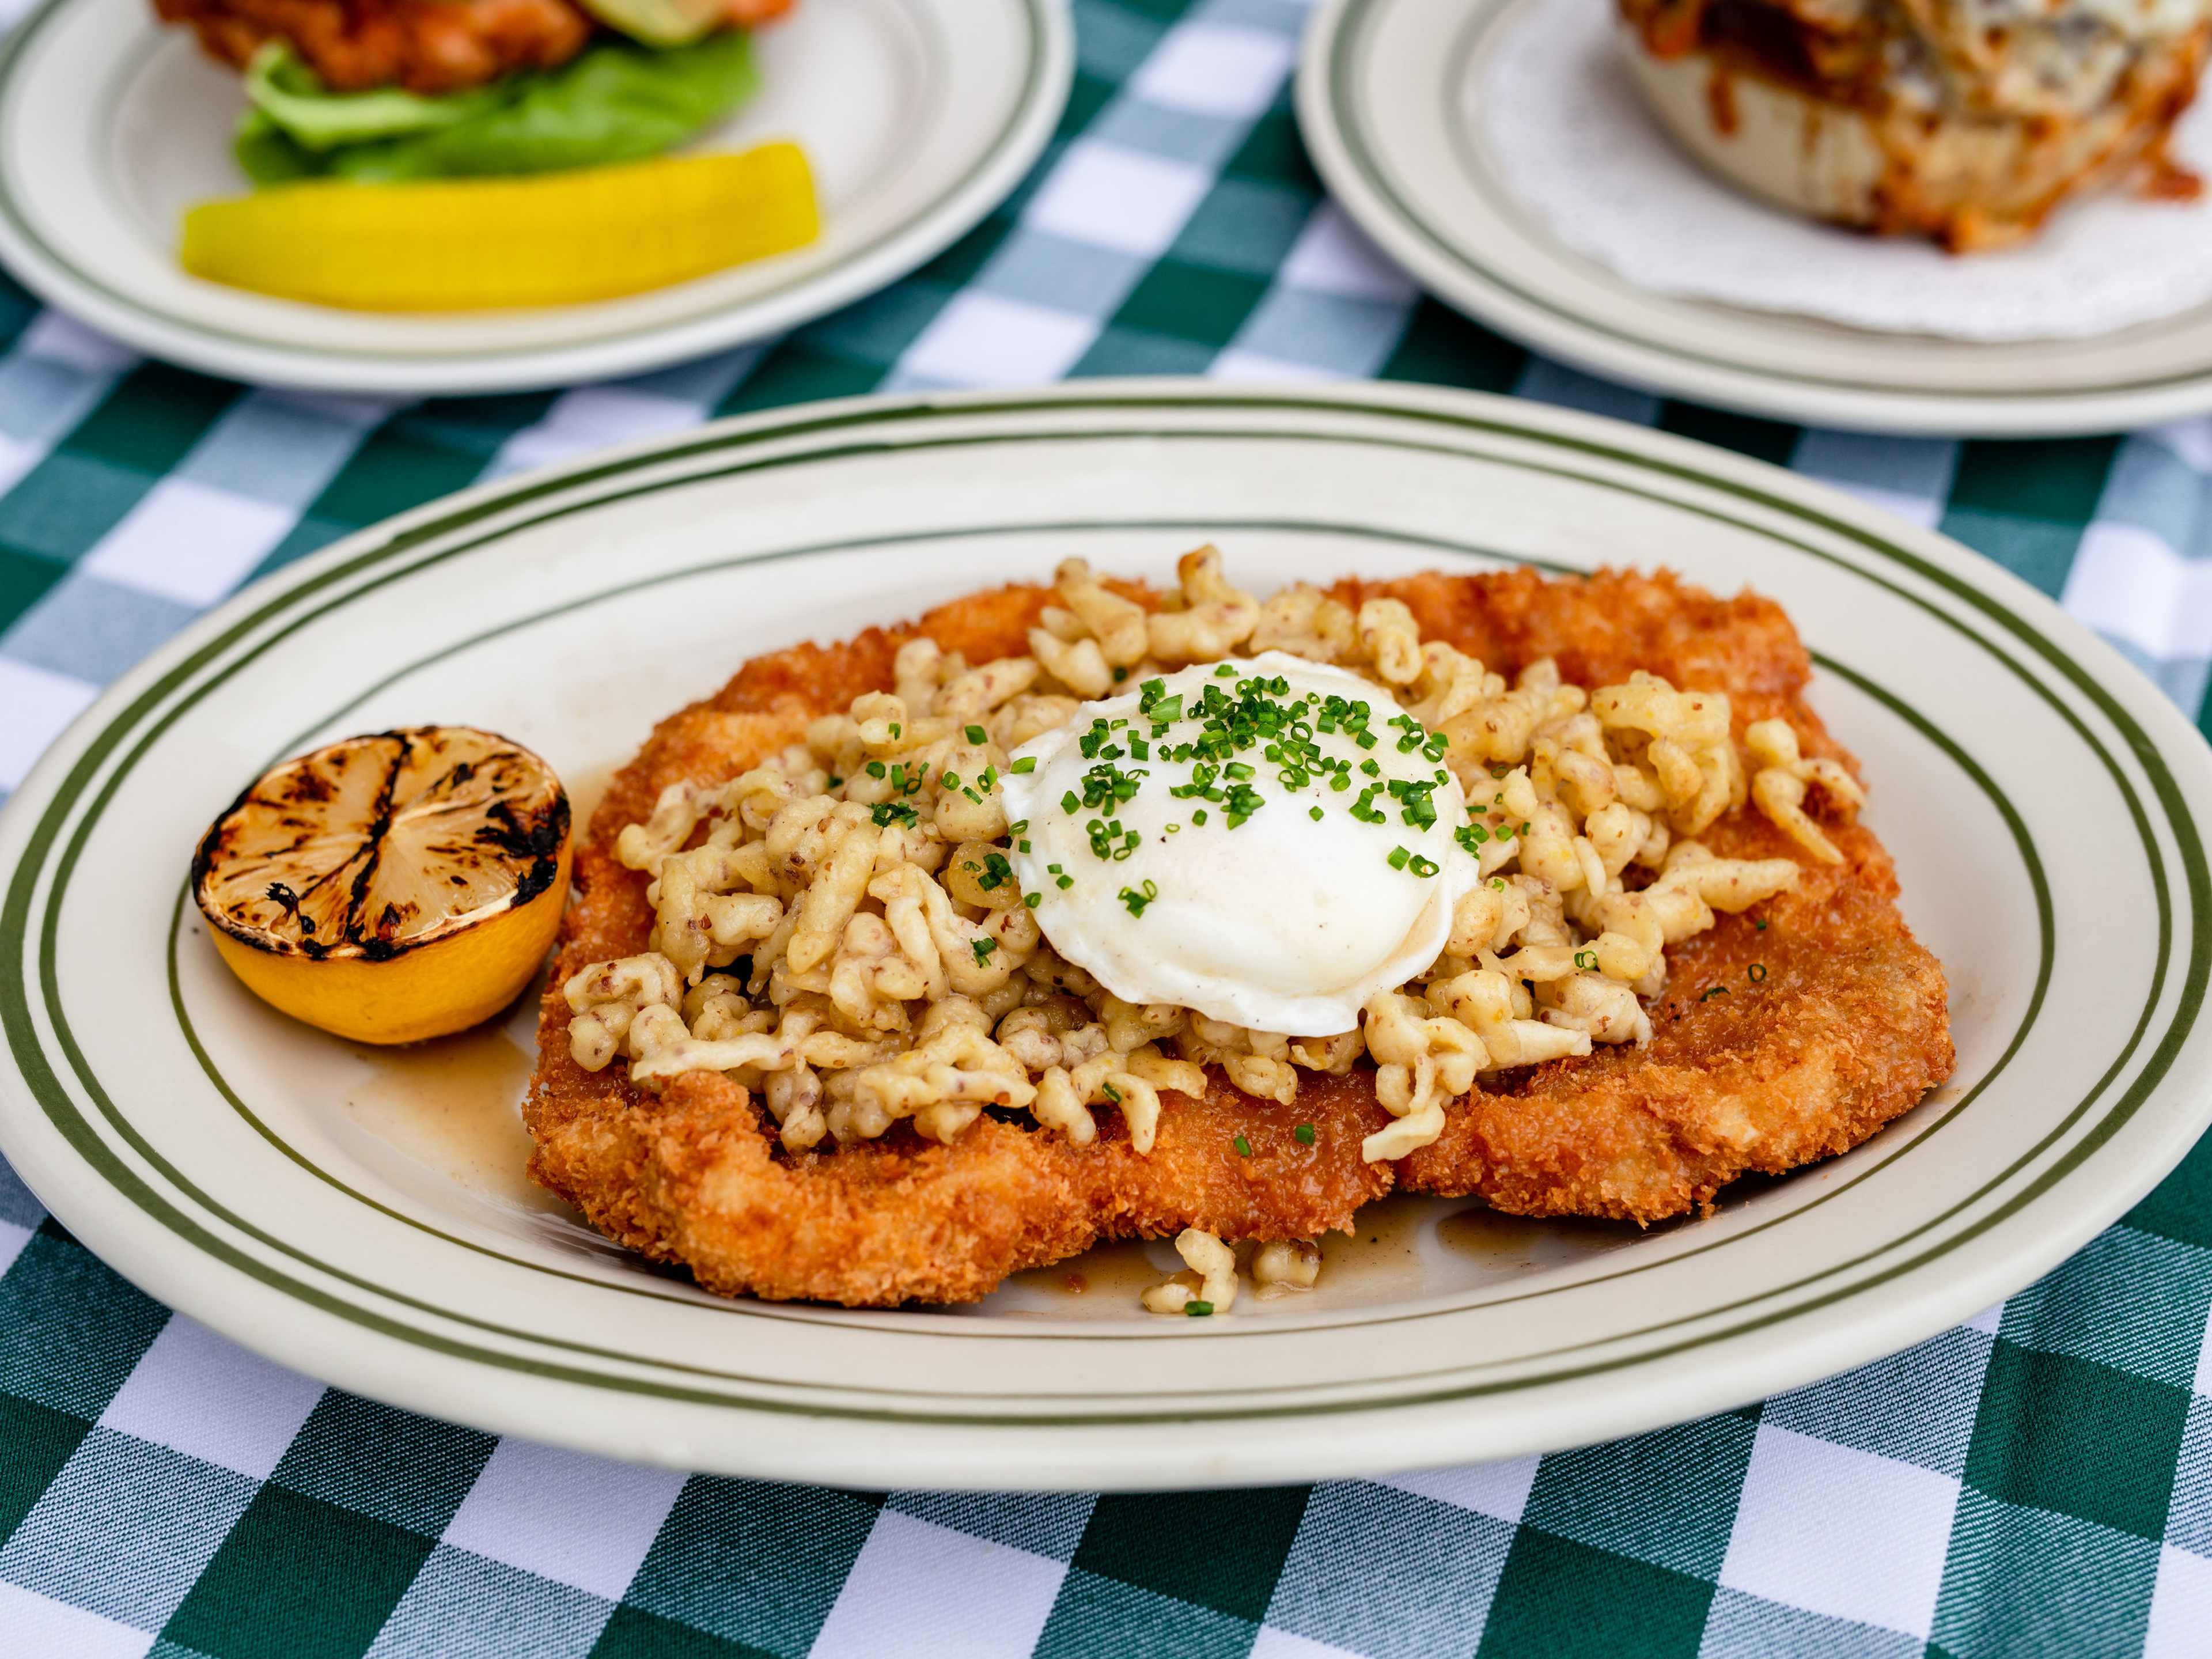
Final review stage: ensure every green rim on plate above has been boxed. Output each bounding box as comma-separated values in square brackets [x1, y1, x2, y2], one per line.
[3, 389, 2199, 1437]
[1300, 0, 2212, 431]
[0, 0, 1069, 393]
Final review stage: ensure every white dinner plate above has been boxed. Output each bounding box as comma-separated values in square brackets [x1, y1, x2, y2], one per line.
[1296, 0, 2212, 436]
[2, 381, 2209, 1491]
[0, 0, 1070, 395]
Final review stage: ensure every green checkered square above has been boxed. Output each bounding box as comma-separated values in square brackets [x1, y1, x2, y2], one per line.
[1480, 1529, 1716, 1659]
[620, 1479, 881, 1655]
[1522, 1416, 1759, 1578]
[1966, 1340, 2188, 1540]
[162, 1483, 436, 1659]
[1940, 437, 2122, 597]
[0, 1226, 169, 1421]
[1070, 1487, 1309, 1623]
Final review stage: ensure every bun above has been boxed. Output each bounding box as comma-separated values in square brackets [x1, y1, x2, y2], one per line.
[1616, 15, 2210, 249]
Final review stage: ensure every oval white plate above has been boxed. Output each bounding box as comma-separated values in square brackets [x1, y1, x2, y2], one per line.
[1297, 0, 2212, 435]
[3, 381, 2209, 1491]
[0, 0, 1069, 395]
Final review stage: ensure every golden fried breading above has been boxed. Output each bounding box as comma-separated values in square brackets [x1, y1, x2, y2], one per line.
[156, 0, 797, 94]
[524, 568, 1952, 1304]
[1368, 571, 1953, 1222]
[158, 0, 593, 93]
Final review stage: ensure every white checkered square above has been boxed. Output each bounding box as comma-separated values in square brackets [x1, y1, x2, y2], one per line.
[1378, 1456, 1540, 1524]
[0, 659, 96, 793]
[1209, 349, 1343, 382]
[1276, 203, 1418, 303]
[2149, 1542, 2212, 1659]
[1022, 140, 1213, 258]
[98, 1316, 323, 1480]
[1249, 1630, 1366, 1659]
[0, 1580, 151, 1659]
[1789, 430, 1958, 531]
[809, 1510, 1066, 1659]
[15, 309, 134, 376]
[441, 1438, 684, 1601]
[896, 292, 1099, 388]
[0, 325, 128, 497]
[2148, 415, 2212, 473]
[80, 477, 300, 608]
[2063, 520, 2212, 662]
[1719, 1424, 1959, 1639]
[0, 1218, 30, 1279]
[490, 387, 709, 480]
[1128, 23, 1294, 117]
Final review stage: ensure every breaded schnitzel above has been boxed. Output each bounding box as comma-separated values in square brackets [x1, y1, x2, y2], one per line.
[524, 567, 1952, 1306]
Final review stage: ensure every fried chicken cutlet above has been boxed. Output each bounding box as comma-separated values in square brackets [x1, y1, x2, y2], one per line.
[157, 0, 795, 94]
[525, 567, 1953, 1306]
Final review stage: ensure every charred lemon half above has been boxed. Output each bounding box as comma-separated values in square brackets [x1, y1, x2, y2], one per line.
[192, 726, 571, 1045]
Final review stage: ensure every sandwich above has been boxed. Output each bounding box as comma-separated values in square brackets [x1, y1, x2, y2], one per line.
[154, 0, 795, 183]
[1616, 0, 2212, 249]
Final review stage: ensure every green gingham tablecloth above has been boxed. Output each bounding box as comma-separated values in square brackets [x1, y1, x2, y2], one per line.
[2, 1, 2212, 1655]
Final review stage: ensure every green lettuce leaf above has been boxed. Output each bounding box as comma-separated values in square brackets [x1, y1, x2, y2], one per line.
[245, 42, 509, 151]
[234, 32, 760, 186]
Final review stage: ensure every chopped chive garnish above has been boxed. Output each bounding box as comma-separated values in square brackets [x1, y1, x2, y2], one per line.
[1186, 1300, 1214, 1317]
[1748, 963, 1768, 983]
[1387, 846, 1411, 870]
[1310, 805, 1324, 821]
[1700, 985, 1729, 1001]
[972, 938, 997, 965]
[1293, 1123, 1316, 1145]
[965, 724, 987, 743]
[865, 760, 887, 778]
[1233, 1134, 1252, 1157]
[1010, 756, 1037, 774]
[1753, 918, 1767, 931]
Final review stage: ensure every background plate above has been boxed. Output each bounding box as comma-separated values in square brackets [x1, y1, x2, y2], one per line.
[0, 0, 1070, 395]
[2, 381, 2208, 1491]
[1296, 0, 2212, 436]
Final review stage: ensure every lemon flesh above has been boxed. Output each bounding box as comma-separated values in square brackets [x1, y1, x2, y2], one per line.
[193, 727, 571, 1045]
[180, 145, 819, 312]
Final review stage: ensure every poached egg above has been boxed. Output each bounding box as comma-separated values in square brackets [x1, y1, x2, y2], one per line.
[1000, 653, 1479, 1036]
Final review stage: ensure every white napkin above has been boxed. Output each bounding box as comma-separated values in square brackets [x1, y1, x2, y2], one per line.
[1481, 0, 2212, 342]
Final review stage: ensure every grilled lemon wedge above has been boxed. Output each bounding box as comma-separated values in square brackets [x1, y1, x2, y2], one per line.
[192, 727, 571, 1044]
